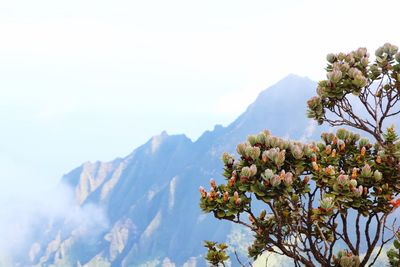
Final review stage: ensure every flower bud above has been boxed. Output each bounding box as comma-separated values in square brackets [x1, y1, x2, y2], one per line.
[210, 178, 216, 189]
[303, 145, 313, 157]
[353, 185, 363, 197]
[311, 144, 320, 153]
[234, 191, 239, 204]
[359, 138, 370, 147]
[338, 139, 346, 151]
[320, 197, 334, 211]
[321, 132, 334, 144]
[284, 172, 293, 186]
[375, 187, 382, 195]
[353, 74, 368, 88]
[247, 146, 261, 161]
[349, 179, 357, 188]
[390, 198, 400, 208]
[360, 146, 366, 156]
[259, 210, 266, 220]
[373, 170, 382, 181]
[361, 164, 372, 177]
[256, 133, 266, 144]
[336, 128, 349, 140]
[208, 188, 215, 201]
[337, 174, 348, 185]
[346, 54, 355, 65]
[361, 57, 369, 67]
[325, 145, 332, 155]
[327, 69, 342, 83]
[270, 136, 279, 147]
[245, 146, 253, 158]
[312, 161, 319, 171]
[229, 176, 236, 187]
[249, 164, 257, 176]
[351, 168, 358, 179]
[236, 143, 247, 156]
[326, 53, 336, 63]
[340, 255, 358, 267]
[338, 52, 346, 60]
[223, 191, 229, 202]
[261, 151, 269, 163]
[311, 153, 317, 162]
[356, 47, 368, 58]
[270, 175, 281, 187]
[274, 150, 286, 168]
[199, 186, 206, 198]
[221, 152, 234, 165]
[325, 165, 335, 175]
[241, 167, 251, 179]
[247, 135, 257, 146]
[352, 133, 360, 142]
[262, 169, 274, 181]
[375, 46, 384, 57]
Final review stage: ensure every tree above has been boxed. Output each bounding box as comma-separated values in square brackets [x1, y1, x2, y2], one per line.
[199, 43, 400, 266]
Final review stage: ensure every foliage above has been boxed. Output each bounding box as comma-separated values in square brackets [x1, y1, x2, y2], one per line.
[200, 43, 400, 267]
[203, 241, 229, 266]
[387, 231, 400, 266]
[307, 43, 400, 146]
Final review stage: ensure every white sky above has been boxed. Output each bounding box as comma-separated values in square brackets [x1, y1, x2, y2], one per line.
[0, 0, 399, 195]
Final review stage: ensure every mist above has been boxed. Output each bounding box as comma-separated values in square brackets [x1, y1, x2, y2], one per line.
[0, 182, 108, 265]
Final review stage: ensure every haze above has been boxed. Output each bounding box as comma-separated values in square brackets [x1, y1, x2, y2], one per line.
[0, 0, 399, 196]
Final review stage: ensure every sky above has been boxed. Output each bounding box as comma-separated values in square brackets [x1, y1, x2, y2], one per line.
[1, 0, 400, 196]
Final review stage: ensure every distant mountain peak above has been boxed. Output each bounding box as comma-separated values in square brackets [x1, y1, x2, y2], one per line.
[30, 74, 325, 267]
[283, 73, 313, 81]
[150, 131, 169, 153]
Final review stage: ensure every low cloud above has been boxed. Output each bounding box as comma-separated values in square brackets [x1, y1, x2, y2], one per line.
[0, 182, 108, 265]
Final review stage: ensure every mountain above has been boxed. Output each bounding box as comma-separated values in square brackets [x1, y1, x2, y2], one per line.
[26, 75, 321, 266]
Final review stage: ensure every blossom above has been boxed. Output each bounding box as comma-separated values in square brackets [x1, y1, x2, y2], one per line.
[270, 175, 281, 187]
[390, 198, 400, 208]
[360, 164, 372, 177]
[312, 161, 319, 171]
[373, 170, 382, 182]
[360, 146, 366, 156]
[234, 191, 240, 205]
[223, 192, 229, 202]
[351, 168, 358, 179]
[199, 186, 206, 198]
[210, 178, 216, 189]
[283, 171, 293, 186]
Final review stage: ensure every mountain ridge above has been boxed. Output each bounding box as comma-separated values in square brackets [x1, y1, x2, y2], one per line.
[27, 74, 321, 267]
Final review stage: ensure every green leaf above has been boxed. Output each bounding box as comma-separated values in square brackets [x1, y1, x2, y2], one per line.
[238, 184, 249, 191]
[394, 239, 400, 249]
[216, 210, 226, 218]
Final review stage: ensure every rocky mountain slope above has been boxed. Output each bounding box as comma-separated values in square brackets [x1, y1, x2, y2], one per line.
[27, 74, 321, 266]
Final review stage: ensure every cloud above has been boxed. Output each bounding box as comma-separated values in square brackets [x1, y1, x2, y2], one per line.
[226, 225, 293, 267]
[213, 89, 258, 116]
[300, 120, 318, 142]
[0, 183, 108, 264]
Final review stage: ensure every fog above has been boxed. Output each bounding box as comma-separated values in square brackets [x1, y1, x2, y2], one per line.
[0, 183, 108, 265]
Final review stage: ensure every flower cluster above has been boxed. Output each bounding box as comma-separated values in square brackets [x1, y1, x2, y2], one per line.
[201, 43, 400, 267]
[333, 250, 360, 267]
[200, 126, 400, 264]
[307, 43, 400, 125]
